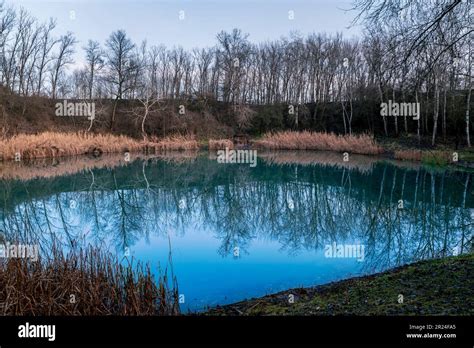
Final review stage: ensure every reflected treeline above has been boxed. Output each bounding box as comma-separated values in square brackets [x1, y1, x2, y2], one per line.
[0, 154, 472, 272]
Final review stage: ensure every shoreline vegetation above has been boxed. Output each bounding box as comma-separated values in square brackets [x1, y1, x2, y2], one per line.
[0, 131, 472, 168]
[253, 131, 383, 155]
[0, 0, 471, 324]
[1, 250, 470, 315]
[0, 149, 423, 181]
[206, 253, 474, 316]
[0, 132, 198, 161]
[0, 245, 180, 315]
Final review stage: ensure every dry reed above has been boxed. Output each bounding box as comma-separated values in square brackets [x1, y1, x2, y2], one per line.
[208, 139, 234, 150]
[0, 245, 179, 315]
[0, 132, 199, 161]
[148, 135, 199, 152]
[254, 131, 383, 155]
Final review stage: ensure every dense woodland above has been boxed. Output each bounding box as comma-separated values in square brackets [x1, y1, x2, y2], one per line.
[0, 0, 472, 144]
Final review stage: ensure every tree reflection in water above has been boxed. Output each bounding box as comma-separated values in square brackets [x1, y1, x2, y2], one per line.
[0, 152, 472, 274]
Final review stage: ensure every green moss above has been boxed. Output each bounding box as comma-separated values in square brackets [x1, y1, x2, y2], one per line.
[206, 254, 474, 316]
[421, 151, 450, 166]
[459, 150, 474, 162]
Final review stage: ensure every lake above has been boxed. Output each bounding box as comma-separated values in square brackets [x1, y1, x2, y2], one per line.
[0, 151, 472, 312]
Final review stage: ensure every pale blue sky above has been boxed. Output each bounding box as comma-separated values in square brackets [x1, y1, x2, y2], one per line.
[13, 0, 361, 65]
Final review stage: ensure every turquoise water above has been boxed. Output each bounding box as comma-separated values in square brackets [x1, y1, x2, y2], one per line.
[0, 152, 472, 311]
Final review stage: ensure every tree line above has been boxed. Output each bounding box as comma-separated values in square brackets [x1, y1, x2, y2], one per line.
[0, 0, 472, 143]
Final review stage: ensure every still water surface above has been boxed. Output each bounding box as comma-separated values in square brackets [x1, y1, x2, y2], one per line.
[0, 152, 472, 311]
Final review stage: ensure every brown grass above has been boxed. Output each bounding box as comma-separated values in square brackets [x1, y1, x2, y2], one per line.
[254, 131, 383, 155]
[394, 150, 423, 162]
[0, 132, 199, 161]
[0, 132, 142, 161]
[0, 245, 179, 315]
[394, 150, 452, 166]
[208, 139, 234, 150]
[148, 135, 199, 152]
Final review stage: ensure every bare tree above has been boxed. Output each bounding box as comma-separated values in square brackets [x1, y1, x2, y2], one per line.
[104, 29, 136, 128]
[84, 40, 104, 100]
[216, 29, 251, 104]
[465, 42, 472, 147]
[35, 18, 57, 95]
[51, 32, 76, 98]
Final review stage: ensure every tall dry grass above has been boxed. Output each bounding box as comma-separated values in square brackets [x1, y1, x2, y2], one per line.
[254, 131, 383, 155]
[0, 245, 180, 315]
[394, 150, 452, 166]
[148, 135, 199, 152]
[208, 139, 234, 150]
[0, 132, 199, 161]
[0, 132, 143, 161]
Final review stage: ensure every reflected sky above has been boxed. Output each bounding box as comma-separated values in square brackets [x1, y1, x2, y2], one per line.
[0, 152, 472, 311]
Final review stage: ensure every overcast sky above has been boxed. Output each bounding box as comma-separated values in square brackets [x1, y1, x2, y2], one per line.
[13, 0, 361, 65]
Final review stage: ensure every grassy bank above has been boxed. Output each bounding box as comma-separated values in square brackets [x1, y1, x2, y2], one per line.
[254, 131, 383, 155]
[380, 136, 474, 168]
[396, 150, 458, 166]
[206, 253, 474, 315]
[208, 139, 234, 150]
[0, 131, 384, 161]
[0, 132, 198, 161]
[0, 131, 472, 169]
[0, 245, 179, 315]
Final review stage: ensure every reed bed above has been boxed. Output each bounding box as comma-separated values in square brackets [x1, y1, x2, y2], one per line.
[394, 149, 452, 165]
[208, 139, 234, 150]
[148, 135, 199, 152]
[0, 245, 179, 315]
[254, 131, 383, 155]
[0, 132, 143, 161]
[0, 132, 199, 161]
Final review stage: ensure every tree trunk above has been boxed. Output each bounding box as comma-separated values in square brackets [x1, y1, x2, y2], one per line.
[442, 88, 447, 141]
[416, 90, 421, 144]
[432, 78, 440, 146]
[393, 89, 398, 135]
[466, 46, 472, 147]
[110, 97, 119, 130]
[378, 82, 388, 136]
